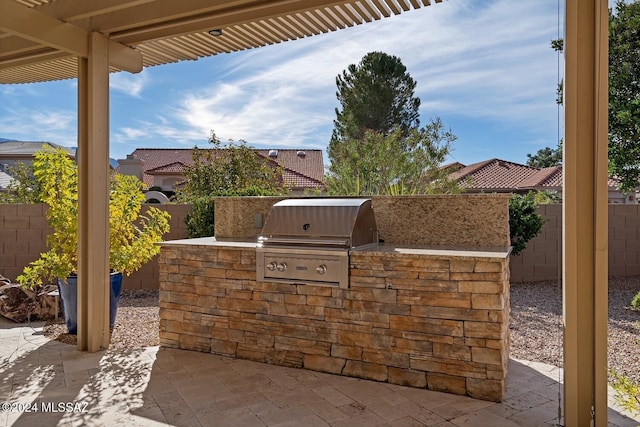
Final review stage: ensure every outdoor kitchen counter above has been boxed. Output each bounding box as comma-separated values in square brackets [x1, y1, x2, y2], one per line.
[158, 239, 511, 402]
[160, 236, 258, 248]
[161, 237, 511, 259]
[351, 243, 511, 259]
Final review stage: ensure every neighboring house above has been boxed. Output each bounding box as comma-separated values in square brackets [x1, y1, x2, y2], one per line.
[0, 140, 75, 168]
[447, 158, 636, 204]
[0, 140, 76, 191]
[118, 148, 326, 197]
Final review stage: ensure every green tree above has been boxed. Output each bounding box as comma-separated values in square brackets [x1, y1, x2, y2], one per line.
[526, 143, 562, 168]
[176, 132, 286, 237]
[177, 132, 286, 202]
[0, 162, 42, 203]
[553, 1, 640, 192]
[327, 52, 458, 195]
[326, 120, 459, 195]
[608, 0, 640, 192]
[328, 51, 421, 164]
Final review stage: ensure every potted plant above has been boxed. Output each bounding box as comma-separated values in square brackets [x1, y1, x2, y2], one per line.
[17, 147, 171, 334]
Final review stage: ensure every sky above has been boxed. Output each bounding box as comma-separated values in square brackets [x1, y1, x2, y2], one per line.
[0, 0, 564, 168]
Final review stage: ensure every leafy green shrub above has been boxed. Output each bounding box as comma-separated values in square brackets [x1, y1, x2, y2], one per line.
[509, 192, 545, 256]
[185, 197, 215, 238]
[631, 291, 640, 311]
[0, 162, 41, 203]
[176, 133, 286, 203]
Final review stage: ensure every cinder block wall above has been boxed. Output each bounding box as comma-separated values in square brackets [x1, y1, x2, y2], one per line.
[122, 204, 191, 289]
[0, 204, 51, 282]
[509, 204, 640, 282]
[0, 204, 191, 289]
[5, 201, 640, 285]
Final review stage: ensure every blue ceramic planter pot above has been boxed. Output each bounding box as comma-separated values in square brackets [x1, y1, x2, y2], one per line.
[57, 272, 123, 335]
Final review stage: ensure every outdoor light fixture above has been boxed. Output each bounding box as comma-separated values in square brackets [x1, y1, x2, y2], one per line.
[208, 29, 223, 36]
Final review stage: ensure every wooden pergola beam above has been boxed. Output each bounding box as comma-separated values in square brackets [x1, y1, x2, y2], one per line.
[563, 0, 609, 425]
[76, 32, 111, 352]
[0, 0, 142, 73]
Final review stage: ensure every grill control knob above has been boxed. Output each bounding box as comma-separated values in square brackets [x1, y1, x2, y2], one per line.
[277, 262, 287, 272]
[267, 262, 277, 271]
[316, 265, 327, 275]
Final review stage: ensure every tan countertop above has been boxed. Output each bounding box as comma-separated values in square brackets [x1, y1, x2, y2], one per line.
[160, 237, 258, 248]
[160, 237, 511, 259]
[351, 243, 512, 260]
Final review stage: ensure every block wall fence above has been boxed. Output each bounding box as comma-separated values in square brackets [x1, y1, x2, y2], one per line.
[0, 204, 191, 289]
[509, 204, 640, 282]
[2, 202, 640, 285]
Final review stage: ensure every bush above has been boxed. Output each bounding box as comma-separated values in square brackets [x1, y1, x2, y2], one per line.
[185, 197, 215, 238]
[509, 192, 545, 256]
[632, 291, 640, 311]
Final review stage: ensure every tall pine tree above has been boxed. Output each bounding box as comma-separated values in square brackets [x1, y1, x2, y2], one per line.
[327, 52, 458, 195]
[328, 52, 421, 164]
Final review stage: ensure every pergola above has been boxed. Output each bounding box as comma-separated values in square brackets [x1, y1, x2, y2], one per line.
[0, 1, 609, 425]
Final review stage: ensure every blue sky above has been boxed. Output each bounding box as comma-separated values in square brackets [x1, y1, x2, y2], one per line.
[0, 0, 563, 168]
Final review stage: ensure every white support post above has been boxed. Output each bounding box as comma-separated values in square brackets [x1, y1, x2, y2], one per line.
[563, 0, 608, 425]
[76, 32, 111, 352]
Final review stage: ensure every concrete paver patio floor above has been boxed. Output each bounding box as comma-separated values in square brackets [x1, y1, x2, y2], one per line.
[1, 318, 638, 427]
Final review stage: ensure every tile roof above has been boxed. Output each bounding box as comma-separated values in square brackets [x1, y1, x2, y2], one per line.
[0, 140, 75, 157]
[126, 148, 324, 190]
[280, 168, 325, 189]
[449, 158, 621, 192]
[146, 162, 187, 174]
[518, 166, 563, 189]
[450, 159, 542, 191]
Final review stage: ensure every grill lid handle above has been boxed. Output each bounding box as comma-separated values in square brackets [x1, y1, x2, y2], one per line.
[258, 237, 350, 247]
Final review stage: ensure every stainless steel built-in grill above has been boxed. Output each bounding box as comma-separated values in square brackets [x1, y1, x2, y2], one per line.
[256, 198, 378, 288]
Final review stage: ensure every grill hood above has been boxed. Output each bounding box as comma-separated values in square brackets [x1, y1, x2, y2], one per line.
[258, 198, 377, 248]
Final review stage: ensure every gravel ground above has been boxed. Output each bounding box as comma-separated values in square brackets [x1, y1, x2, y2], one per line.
[44, 289, 160, 350]
[44, 279, 640, 382]
[510, 277, 640, 383]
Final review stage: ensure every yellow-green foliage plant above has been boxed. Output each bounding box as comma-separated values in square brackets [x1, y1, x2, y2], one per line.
[610, 369, 640, 417]
[18, 146, 171, 289]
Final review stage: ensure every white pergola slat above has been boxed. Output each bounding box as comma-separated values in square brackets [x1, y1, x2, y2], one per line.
[0, 0, 610, 425]
[0, 0, 442, 84]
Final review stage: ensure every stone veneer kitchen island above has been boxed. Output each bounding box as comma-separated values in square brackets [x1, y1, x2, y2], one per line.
[158, 194, 512, 402]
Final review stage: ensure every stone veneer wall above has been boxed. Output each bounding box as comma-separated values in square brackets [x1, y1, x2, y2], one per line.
[158, 243, 510, 402]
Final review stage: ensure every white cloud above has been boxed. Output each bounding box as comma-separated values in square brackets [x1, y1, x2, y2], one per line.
[0, 108, 77, 145]
[110, 71, 149, 97]
[159, 0, 560, 152]
[8, 0, 559, 163]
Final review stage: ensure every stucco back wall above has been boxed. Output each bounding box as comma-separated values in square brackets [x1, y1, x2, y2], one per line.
[371, 195, 510, 248]
[214, 195, 511, 249]
[213, 196, 286, 241]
